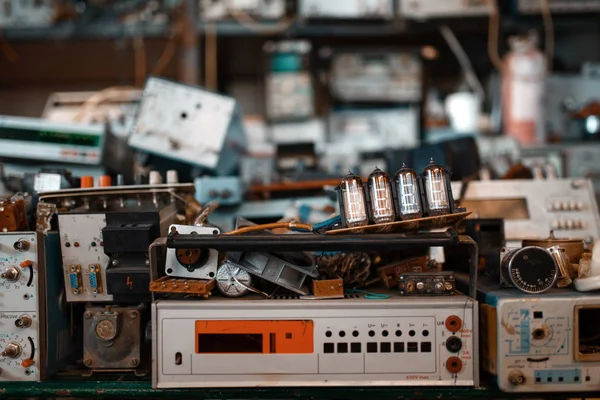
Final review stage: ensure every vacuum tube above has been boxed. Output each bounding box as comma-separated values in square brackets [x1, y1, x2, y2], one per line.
[422, 159, 450, 215]
[367, 167, 396, 224]
[393, 164, 423, 220]
[339, 171, 369, 228]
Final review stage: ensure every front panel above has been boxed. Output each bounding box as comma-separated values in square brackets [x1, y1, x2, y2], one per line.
[58, 213, 112, 303]
[451, 179, 600, 245]
[0, 232, 39, 381]
[154, 296, 478, 388]
[488, 294, 600, 392]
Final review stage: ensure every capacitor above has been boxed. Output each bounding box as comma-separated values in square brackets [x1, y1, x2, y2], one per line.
[80, 176, 94, 188]
[367, 167, 396, 224]
[393, 164, 423, 220]
[339, 171, 368, 228]
[149, 171, 163, 185]
[166, 170, 179, 184]
[98, 175, 112, 188]
[422, 159, 450, 216]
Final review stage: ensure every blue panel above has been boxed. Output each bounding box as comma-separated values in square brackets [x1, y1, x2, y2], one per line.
[534, 369, 582, 384]
[271, 53, 302, 72]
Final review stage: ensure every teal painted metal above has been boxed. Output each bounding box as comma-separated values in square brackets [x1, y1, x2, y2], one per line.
[0, 381, 494, 399]
[1, 380, 594, 399]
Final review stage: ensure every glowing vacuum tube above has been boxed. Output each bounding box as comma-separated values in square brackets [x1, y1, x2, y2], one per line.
[393, 164, 423, 220]
[367, 167, 396, 224]
[340, 171, 369, 227]
[422, 159, 450, 215]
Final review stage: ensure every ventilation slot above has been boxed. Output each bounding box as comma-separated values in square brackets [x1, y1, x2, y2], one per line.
[271, 294, 300, 300]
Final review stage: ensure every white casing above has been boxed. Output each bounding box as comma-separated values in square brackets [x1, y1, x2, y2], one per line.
[129, 77, 245, 174]
[399, 0, 491, 19]
[451, 179, 600, 247]
[518, 0, 600, 13]
[0, 115, 104, 165]
[0, 232, 39, 381]
[58, 213, 112, 303]
[482, 288, 600, 392]
[299, 0, 394, 19]
[153, 294, 478, 388]
[200, 0, 286, 20]
[0, 0, 54, 27]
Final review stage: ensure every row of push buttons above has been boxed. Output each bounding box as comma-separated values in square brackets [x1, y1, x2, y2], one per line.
[323, 342, 432, 354]
[552, 219, 585, 230]
[548, 201, 583, 212]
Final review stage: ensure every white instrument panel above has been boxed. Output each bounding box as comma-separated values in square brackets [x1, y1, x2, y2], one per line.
[299, 0, 394, 19]
[153, 295, 478, 388]
[518, 0, 600, 13]
[58, 213, 112, 303]
[0, 233, 39, 381]
[200, 0, 286, 20]
[482, 289, 600, 392]
[0, 0, 55, 28]
[452, 179, 600, 244]
[399, 0, 491, 19]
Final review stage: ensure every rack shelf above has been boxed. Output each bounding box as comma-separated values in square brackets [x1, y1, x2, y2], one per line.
[0, 379, 595, 399]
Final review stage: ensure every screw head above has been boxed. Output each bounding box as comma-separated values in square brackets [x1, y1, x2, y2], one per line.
[130, 358, 139, 367]
[84, 311, 92, 319]
[130, 311, 138, 319]
[83, 358, 92, 367]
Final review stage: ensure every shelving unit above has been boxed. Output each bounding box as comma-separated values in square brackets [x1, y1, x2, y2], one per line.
[0, 377, 594, 399]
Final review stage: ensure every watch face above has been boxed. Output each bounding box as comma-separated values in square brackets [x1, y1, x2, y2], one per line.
[507, 247, 557, 294]
[216, 263, 252, 297]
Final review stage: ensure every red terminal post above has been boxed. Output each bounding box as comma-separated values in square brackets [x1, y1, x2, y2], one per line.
[446, 357, 463, 374]
[445, 315, 463, 333]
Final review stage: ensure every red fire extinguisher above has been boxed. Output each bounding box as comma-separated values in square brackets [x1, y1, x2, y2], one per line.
[489, 0, 553, 145]
[502, 32, 547, 145]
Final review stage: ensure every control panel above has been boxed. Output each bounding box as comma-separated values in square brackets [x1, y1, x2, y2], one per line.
[58, 213, 112, 303]
[481, 288, 600, 392]
[451, 179, 600, 245]
[399, 0, 491, 19]
[299, 0, 394, 19]
[194, 176, 242, 206]
[0, 0, 55, 28]
[518, 0, 600, 13]
[0, 233, 39, 381]
[153, 295, 478, 388]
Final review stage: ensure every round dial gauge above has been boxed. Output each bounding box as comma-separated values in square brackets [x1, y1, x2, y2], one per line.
[503, 247, 558, 294]
[216, 262, 252, 297]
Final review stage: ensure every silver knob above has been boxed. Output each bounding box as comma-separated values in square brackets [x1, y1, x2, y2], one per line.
[435, 282, 444, 292]
[1, 342, 22, 358]
[416, 282, 425, 290]
[1, 267, 20, 282]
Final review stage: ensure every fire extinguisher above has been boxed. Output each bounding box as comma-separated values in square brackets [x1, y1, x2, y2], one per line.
[489, 0, 553, 145]
[501, 32, 547, 145]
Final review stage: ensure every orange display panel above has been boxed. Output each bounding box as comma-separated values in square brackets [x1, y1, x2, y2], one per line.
[195, 320, 314, 354]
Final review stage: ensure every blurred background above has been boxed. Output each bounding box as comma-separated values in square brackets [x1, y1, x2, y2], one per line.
[1, 0, 600, 226]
